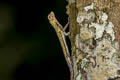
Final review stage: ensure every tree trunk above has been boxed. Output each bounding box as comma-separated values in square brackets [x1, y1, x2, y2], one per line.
[67, 0, 120, 80]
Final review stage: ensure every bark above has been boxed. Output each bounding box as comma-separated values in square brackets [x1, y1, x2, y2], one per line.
[66, 0, 120, 80]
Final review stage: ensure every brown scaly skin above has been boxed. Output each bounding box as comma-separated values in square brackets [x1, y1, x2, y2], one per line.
[48, 12, 74, 80]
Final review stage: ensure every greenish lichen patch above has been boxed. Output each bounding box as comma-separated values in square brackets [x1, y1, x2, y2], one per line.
[80, 24, 94, 41]
[84, 3, 94, 11]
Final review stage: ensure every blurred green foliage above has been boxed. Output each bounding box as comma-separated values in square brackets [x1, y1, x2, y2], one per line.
[0, 0, 69, 80]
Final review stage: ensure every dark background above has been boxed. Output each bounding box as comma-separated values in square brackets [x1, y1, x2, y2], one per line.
[0, 0, 70, 80]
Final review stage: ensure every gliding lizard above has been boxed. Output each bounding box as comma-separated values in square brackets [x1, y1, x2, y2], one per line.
[48, 12, 73, 80]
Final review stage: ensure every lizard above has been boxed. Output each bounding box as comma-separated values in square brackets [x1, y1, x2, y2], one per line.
[48, 11, 74, 80]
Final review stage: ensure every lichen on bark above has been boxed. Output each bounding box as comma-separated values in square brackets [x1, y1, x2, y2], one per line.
[67, 0, 120, 80]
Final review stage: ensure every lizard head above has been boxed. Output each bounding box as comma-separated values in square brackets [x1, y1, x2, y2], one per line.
[48, 11, 57, 29]
[48, 11, 55, 21]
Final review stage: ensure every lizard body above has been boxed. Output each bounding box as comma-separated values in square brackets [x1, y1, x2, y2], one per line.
[48, 12, 73, 80]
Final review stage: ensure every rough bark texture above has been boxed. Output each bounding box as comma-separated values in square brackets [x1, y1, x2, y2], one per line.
[66, 0, 120, 80]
